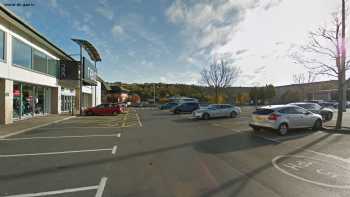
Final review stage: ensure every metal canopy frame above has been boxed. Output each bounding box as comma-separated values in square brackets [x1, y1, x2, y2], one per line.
[71, 38, 102, 62]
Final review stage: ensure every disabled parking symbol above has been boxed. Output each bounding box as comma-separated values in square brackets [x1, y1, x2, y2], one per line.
[272, 155, 350, 189]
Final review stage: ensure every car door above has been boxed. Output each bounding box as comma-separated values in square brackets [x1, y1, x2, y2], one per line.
[217, 105, 227, 117]
[289, 107, 308, 128]
[294, 107, 314, 127]
[208, 105, 219, 117]
[279, 107, 302, 128]
[223, 105, 233, 117]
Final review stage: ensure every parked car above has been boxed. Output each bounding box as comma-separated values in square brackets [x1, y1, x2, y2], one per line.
[288, 102, 333, 122]
[249, 105, 323, 135]
[159, 102, 178, 110]
[192, 104, 241, 120]
[84, 103, 122, 116]
[171, 102, 199, 114]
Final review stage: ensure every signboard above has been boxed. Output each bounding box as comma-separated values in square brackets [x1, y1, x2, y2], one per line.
[83, 57, 97, 85]
[59, 60, 80, 80]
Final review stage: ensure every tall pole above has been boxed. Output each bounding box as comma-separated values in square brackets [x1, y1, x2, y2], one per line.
[153, 83, 156, 105]
[79, 46, 83, 115]
[94, 61, 97, 106]
[336, 0, 346, 129]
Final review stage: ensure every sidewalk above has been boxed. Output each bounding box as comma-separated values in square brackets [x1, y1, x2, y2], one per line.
[324, 110, 350, 132]
[0, 114, 74, 139]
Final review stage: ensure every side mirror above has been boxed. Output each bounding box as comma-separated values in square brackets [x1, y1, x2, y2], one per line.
[304, 111, 311, 115]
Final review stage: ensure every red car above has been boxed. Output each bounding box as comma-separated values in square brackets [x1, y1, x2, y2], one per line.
[84, 104, 122, 116]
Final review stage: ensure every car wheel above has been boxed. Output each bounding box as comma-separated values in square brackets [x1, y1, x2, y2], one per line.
[112, 111, 118, 116]
[326, 112, 333, 121]
[230, 111, 238, 118]
[202, 113, 210, 120]
[278, 123, 288, 136]
[174, 109, 180, 114]
[251, 126, 260, 132]
[312, 119, 322, 131]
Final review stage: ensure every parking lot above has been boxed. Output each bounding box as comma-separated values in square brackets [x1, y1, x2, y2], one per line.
[0, 110, 141, 197]
[1, 107, 350, 196]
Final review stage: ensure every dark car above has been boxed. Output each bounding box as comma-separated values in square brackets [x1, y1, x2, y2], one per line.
[84, 103, 122, 116]
[171, 102, 199, 114]
[159, 102, 178, 110]
[289, 102, 334, 122]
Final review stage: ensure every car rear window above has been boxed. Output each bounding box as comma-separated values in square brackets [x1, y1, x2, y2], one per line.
[253, 109, 274, 115]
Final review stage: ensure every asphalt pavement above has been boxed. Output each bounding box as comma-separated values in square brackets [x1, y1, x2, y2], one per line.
[1, 108, 350, 197]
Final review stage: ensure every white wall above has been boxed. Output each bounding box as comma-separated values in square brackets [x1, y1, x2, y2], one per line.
[92, 81, 101, 106]
[0, 24, 59, 88]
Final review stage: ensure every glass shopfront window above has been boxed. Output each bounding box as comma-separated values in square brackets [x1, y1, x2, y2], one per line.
[12, 82, 52, 120]
[22, 84, 34, 118]
[13, 82, 21, 119]
[12, 37, 32, 68]
[32, 49, 47, 73]
[0, 30, 4, 61]
[12, 37, 59, 77]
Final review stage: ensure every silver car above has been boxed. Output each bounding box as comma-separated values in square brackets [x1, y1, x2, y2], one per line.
[249, 105, 323, 135]
[193, 104, 241, 120]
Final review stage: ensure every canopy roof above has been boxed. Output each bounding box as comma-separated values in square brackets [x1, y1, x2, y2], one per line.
[72, 38, 101, 62]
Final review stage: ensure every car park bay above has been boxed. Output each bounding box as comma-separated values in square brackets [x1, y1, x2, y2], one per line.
[2, 107, 350, 197]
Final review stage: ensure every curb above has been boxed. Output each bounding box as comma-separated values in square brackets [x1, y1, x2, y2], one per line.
[0, 116, 76, 139]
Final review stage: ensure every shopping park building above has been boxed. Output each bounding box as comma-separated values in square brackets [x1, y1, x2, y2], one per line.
[0, 5, 101, 125]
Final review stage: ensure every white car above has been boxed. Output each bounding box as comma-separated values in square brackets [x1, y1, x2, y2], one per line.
[249, 105, 323, 135]
[193, 104, 241, 120]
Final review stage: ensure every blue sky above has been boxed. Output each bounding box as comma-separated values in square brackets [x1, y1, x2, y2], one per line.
[0, 0, 343, 86]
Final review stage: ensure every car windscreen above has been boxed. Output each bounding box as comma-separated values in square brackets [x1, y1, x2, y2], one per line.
[253, 108, 274, 115]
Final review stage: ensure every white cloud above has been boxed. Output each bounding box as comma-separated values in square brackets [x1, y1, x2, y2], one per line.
[111, 25, 124, 37]
[167, 0, 343, 86]
[96, 6, 114, 20]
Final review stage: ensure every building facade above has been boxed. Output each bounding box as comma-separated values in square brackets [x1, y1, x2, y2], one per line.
[0, 5, 101, 125]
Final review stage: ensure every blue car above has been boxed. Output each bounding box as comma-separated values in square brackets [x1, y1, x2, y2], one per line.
[159, 102, 178, 110]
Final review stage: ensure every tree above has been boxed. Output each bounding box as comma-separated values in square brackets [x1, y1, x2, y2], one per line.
[293, 71, 317, 100]
[264, 84, 276, 104]
[292, 0, 348, 129]
[200, 59, 240, 103]
[249, 87, 258, 105]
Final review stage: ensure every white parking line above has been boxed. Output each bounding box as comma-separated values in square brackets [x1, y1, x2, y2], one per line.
[3, 177, 107, 197]
[0, 134, 121, 141]
[117, 133, 121, 138]
[136, 113, 143, 127]
[95, 177, 108, 197]
[0, 116, 75, 139]
[112, 145, 117, 155]
[0, 148, 114, 158]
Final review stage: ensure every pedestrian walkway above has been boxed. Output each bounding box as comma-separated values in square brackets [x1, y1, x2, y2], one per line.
[324, 110, 350, 132]
[0, 114, 74, 138]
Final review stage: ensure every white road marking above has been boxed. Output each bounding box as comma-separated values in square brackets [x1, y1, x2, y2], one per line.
[0, 116, 75, 139]
[0, 148, 113, 158]
[95, 177, 108, 197]
[112, 145, 117, 155]
[0, 134, 120, 141]
[272, 155, 350, 189]
[136, 113, 143, 127]
[3, 177, 107, 197]
[3, 185, 98, 197]
[117, 133, 121, 138]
